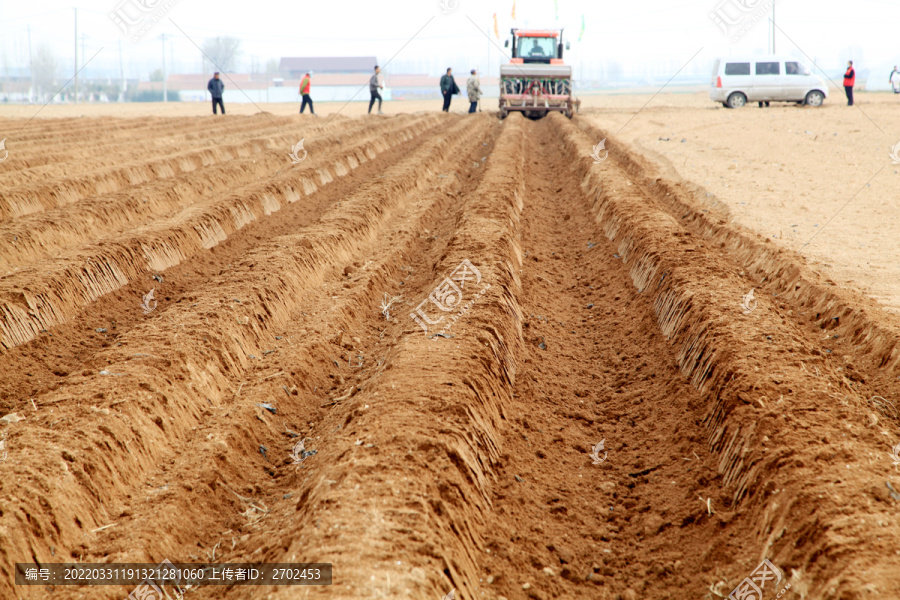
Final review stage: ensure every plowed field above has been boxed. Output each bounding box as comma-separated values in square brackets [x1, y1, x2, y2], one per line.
[2, 109, 900, 600]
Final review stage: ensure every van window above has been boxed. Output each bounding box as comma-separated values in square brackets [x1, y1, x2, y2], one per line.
[785, 61, 809, 76]
[725, 62, 751, 76]
[756, 62, 780, 75]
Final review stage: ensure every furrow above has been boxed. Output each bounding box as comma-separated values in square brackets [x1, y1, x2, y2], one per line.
[0, 114, 301, 175]
[574, 118, 900, 392]
[263, 114, 528, 600]
[0, 114, 439, 272]
[553, 113, 900, 598]
[0, 114, 396, 221]
[39, 114, 502, 600]
[0, 114, 445, 351]
[0, 114, 488, 599]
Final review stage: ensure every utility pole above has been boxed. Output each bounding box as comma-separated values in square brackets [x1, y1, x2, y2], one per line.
[118, 39, 125, 101]
[27, 25, 34, 103]
[74, 8, 78, 104]
[772, 1, 776, 54]
[161, 34, 167, 102]
[82, 33, 86, 101]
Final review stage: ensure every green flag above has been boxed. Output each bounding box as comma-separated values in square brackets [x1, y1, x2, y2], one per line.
[579, 14, 585, 41]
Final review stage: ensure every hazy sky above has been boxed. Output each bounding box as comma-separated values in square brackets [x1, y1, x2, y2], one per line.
[1, 0, 897, 82]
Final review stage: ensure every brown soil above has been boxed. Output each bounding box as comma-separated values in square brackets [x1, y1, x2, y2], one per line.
[582, 91, 900, 315]
[1, 106, 899, 600]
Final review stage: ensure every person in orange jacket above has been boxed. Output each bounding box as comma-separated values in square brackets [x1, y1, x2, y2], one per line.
[843, 61, 855, 106]
[299, 71, 315, 114]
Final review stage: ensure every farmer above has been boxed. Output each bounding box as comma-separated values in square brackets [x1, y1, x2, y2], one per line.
[299, 71, 315, 114]
[843, 61, 855, 106]
[440, 68, 459, 112]
[207, 72, 224, 114]
[368, 65, 384, 114]
[466, 69, 482, 114]
[889, 66, 900, 94]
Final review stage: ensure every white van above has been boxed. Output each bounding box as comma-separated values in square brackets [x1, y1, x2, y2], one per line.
[710, 57, 828, 108]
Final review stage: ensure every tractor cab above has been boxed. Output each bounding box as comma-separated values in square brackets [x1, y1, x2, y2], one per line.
[505, 29, 570, 65]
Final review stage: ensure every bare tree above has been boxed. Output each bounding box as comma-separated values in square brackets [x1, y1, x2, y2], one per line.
[32, 44, 59, 102]
[202, 37, 241, 74]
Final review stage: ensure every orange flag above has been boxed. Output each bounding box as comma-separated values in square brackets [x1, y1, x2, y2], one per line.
[493, 13, 499, 38]
[511, 0, 516, 19]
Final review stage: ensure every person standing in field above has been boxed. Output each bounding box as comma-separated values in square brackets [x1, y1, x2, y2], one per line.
[440, 68, 459, 112]
[466, 69, 482, 114]
[368, 66, 384, 115]
[299, 71, 315, 114]
[208, 72, 225, 114]
[889, 66, 900, 94]
[843, 61, 855, 106]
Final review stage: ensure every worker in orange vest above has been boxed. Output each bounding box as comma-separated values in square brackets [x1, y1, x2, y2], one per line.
[843, 61, 855, 106]
[299, 71, 315, 114]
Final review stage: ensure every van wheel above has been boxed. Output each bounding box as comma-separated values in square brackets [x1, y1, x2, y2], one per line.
[726, 92, 747, 108]
[804, 90, 824, 107]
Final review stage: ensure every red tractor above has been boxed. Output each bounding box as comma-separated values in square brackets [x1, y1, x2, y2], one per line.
[500, 28, 579, 119]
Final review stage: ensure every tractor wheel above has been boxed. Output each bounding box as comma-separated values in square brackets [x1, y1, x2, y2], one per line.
[499, 108, 508, 119]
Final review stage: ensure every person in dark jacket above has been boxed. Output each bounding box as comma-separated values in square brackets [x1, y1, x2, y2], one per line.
[208, 72, 225, 114]
[299, 71, 314, 114]
[368, 66, 383, 114]
[843, 61, 855, 106]
[440, 68, 459, 112]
